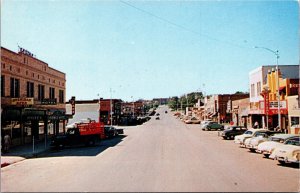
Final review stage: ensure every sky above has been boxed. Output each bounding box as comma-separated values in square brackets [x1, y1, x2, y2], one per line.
[1, 0, 299, 102]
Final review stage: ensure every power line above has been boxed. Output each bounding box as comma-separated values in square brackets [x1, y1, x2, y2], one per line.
[119, 0, 250, 49]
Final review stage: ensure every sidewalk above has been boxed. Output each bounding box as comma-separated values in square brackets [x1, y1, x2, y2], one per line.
[1, 139, 51, 168]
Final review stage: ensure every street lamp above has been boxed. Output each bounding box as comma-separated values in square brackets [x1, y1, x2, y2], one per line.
[110, 88, 114, 126]
[131, 96, 135, 118]
[254, 46, 281, 131]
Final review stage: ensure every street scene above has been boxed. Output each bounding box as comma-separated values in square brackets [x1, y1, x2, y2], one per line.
[1, 106, 299, 192]
[1, 0, 300, 192]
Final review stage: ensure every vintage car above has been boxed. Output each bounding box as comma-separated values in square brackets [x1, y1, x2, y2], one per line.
[234, 129, 267, 147]
[200, 120, 212, 129]
[184, 117, 201, 124]
[219, 126, 247, 140]
[202, 122, 224, 131]
[257, 134, 299, 158]
[244, 131, 281, 152]
[269, 136, 300, 165]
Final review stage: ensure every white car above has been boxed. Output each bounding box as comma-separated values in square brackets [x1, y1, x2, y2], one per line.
[200, 120, 212, 129]
[234, 129, 267, 147]
[269, 136, 300, 165]
[245, 131, 281, 152]
[257, 134, 298, 158]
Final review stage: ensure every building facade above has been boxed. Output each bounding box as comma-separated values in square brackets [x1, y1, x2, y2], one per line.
[203, 94, 249, 123]
[249, 65, 299, 130]
[230, 98, 250, 128]
[287, 95, 300, 134]
[1, 46, 67, 146]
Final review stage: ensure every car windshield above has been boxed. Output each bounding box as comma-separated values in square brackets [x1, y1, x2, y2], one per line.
[284, 138, 300, 146]
[270, 137, 282, 142]
[244, 131, 253, 135]
[254, 132, 266, 137]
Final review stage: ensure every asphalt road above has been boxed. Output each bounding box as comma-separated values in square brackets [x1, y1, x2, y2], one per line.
[1, 106, 299, 192]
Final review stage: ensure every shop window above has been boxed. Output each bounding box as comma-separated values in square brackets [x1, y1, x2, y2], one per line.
[251, 84, 255, 97]
[59, 90, 64, 103]
[257, 82, 261, 97]
[1, 75, 5, 97]
[291, 117, 299, 126]
[27, 82, 34, 97]
[38, 84, 45, 100]
[49, 87, 55, 99]
[10, 77, 20, 97]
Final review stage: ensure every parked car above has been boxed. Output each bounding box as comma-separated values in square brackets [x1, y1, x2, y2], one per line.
[184, 117, 201, 124]
[202, 122, 224, 131]
[234, 129, 268, 147]
[165, 111, 168, 113]
[104, 125, 120, 138]
[257, 134, 299, 158]
[269, 136, 300, 165]
[155, 117, 160, 120]
[200, 120, 212, 130]
[244, 131, 281, 152]
[219, 126, 247, 140]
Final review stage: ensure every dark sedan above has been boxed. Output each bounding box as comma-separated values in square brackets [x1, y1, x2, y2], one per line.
[104, 126, 119, 138]
[220, 126, 247, 140]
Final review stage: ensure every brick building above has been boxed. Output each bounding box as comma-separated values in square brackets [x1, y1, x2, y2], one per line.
[1, 46, 67, 146]
[204, 94, 249, 123]
[65, 99, 122, 125]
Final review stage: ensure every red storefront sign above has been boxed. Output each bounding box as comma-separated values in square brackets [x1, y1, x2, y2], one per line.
[268, 109, 288, 115]
[260, 90, 270, 115]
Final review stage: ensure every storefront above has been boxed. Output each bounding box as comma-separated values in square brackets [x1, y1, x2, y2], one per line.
[1, 107, 69, 147]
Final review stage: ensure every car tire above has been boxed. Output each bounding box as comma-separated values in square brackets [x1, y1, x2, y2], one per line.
[278, 160, 286, 165]
[263, 154, 269, 158]
[230, 135, 234, 140]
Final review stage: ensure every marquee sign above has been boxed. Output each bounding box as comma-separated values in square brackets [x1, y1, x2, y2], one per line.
[259, 100, 288, 115]
[11, 98, 34, 106]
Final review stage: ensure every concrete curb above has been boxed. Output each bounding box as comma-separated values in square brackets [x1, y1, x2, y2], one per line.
[1, 149, 51, 168]
[1, 156, 26, 168]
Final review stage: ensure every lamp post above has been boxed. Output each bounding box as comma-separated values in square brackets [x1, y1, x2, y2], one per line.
[255, 46, 281, 131]
[131, 96, 135, 118]
[110, 89, 113, 126]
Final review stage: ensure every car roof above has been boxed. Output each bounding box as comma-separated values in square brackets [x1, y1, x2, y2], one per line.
[248, 129, 268, 132]
[271, 134, 299, 139]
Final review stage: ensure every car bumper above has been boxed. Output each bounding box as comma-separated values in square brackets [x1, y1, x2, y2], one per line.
[273, 156, 300, 164]
[246, 144, 258, 150]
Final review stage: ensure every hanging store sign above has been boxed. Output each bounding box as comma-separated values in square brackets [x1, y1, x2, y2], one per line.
[11, 98, 34, 106]
[41, 98, 57, 105]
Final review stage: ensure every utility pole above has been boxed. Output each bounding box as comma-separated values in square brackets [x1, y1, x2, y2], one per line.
[110, 88, 113, 126]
